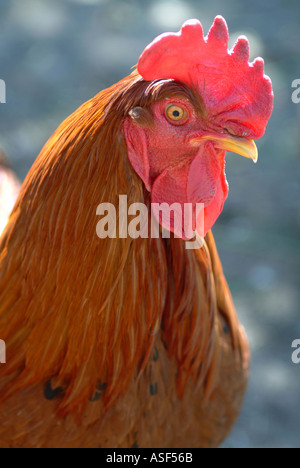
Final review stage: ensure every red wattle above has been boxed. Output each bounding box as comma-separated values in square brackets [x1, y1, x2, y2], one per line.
[151, 145, 227, 239]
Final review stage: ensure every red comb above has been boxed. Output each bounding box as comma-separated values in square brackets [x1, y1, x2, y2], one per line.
[138, 16, 273, 138]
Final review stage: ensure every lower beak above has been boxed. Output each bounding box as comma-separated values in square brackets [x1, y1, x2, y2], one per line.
[191, 134, 258, 163]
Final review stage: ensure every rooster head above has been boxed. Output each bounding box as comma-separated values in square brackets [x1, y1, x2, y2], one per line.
[123, 16, 273, 240]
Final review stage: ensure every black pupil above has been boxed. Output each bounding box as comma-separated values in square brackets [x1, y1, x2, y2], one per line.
[173, 110, 180, 117]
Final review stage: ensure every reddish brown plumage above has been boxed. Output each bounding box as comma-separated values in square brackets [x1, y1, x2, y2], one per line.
[0, 70, 249, 448]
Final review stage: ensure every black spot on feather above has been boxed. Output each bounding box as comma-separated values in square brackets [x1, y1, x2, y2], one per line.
[44, 381, 63, 400]
[150, 382, 158, 396]
[90, 392, 101, 402]
[90, 380, 107, 402]
[153, 346, 159, 362]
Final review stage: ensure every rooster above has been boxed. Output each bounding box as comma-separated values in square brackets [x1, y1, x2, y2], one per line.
[0, 17, 273, 448]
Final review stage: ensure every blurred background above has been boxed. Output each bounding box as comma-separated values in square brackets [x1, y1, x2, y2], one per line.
[0, 0, 299, 448]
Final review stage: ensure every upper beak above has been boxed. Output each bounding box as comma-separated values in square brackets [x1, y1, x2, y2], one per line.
[191, 134, 258, 163]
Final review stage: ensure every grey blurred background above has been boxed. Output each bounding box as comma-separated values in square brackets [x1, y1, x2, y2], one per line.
[0, 0, 299, 448]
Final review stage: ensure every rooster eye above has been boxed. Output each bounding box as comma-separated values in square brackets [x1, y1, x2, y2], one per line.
[166, 105, 186, 123]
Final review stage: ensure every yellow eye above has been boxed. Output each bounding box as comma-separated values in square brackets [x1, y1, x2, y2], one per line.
[166, 105, 186, 122]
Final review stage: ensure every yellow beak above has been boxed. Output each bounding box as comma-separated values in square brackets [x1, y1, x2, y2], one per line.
[191, 134, 258, 163]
